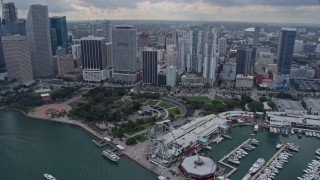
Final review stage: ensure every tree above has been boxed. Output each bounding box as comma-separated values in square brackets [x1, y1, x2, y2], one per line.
[259, 96, 268, 102]
[126, 137, 138, 145]
[248, 101, 264, 112]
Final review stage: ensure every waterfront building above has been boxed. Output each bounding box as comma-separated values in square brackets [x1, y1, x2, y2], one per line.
[277, 28, 296, 75]
[253, 27, 260, 45]
[112, 25, 138, 84]
[81, 36, 107, 81]
[203, 27, 217, 86]
[236, 47, 252, 76]
[166, 66, 177, 88]
[235, 74, 254, 89]
[50, 16, 68, 55]
[218, 38, 227, 55]
[26, 4, 54, 78]
[142, 48, 158, 85]
[221, 58, 237, 81]
[188, 27, 203, 73]
[2, 35, 33, 84]
[178, 155, 218, 180]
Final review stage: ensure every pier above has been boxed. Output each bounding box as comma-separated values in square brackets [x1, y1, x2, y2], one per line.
[250, 144, 288, 180]
[218, 138, 252, 177]
[92, 139, 108, 148]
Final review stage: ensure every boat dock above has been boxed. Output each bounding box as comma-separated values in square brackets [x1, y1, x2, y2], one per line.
[218, 138, 252, 177]
[92, 139, 108, 148]
[250, 144, 288, 180]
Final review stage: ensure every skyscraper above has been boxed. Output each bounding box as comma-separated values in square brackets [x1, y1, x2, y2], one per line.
[139, 32, 149, 47]
[236, 47, 252, 76]
[253, 27, 260, 45]
[188, 27, 203, 73]
[218, 38, 227, 55]
[142, 48, 158, 85]
[2, 2, 26, 36]
[89, 23, 98, 36]
[277, 28, 296, 75]
[178, 37, 189, 73]
[112, 25, 138, 84]
[2, 2, 17, 23]
[203, 27, 217, 85]
[103, 20, 112, 42]
[0, 35, 6, 72]
[2, 35, 33, 83]
[50, 16, 68, 55]
[81, 36, 107, 81]
[26, 4, 53, 78]
[166, 66, 177, 88]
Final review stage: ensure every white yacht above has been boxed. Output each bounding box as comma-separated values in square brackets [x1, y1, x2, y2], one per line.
[249, 158, 265, 174]
[102, 149, 120, 161]
[44, 173, 56, 180]
[157, 175, 169, 180]
[276, 142, 284, 149]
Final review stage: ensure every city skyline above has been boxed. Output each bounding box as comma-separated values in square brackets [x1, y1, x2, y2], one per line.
[8, 0, 320, 24]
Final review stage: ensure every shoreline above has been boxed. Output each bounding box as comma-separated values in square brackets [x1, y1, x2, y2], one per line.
[0, 107, 163, 178]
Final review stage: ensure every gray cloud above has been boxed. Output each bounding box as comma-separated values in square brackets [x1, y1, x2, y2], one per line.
[14, 0, 75, 13]
[202, 0, 319, 6]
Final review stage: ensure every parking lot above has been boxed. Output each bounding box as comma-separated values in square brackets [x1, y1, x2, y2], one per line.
[293, 80, 320, 92]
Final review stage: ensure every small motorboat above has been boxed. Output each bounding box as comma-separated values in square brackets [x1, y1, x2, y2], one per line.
[44, 173, 57, 180]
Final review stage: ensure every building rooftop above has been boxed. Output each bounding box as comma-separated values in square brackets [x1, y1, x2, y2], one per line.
[81, 36, 105, 40]
[180, 155, 217, 176]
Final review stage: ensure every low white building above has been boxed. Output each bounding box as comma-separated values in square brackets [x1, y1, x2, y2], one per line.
[181, 74, 204, 87]
[290, 65, 315, 80]
[235, 74, 254, 89]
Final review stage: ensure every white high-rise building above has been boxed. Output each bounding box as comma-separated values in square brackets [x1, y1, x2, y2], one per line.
[166, 66, 177, 88]
[26, 4, 53, 78]
[2, 35, 33, 83]
[81, 36, 108, 82]
[294, 40, 303, 53]
[71, 44, 81, 67]
[112, 25, 138, 84]
[178, 37, 189, 73]
[203, 28, 217, 86]
[103, 20, 112, 42]
[218, 38, 227, 55]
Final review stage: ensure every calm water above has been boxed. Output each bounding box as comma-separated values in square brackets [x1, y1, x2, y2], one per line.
[0, 110, 155, 180]
[206, 126, 320, 180]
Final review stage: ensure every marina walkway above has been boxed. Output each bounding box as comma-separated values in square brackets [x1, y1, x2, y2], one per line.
[218, 138, 252, 177]
[250, 144, 288, 180]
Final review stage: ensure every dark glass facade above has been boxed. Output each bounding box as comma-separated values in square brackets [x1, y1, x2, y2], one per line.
[277, 29, 296, 75]
[50, 16, 68, 55]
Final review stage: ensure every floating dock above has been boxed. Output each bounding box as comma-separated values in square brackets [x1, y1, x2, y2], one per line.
[250, 144, 288, 180]
[92, 139, 108, 148]
[218, 138, 252, 177]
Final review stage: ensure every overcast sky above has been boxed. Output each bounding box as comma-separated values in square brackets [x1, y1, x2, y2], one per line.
[11, 0, 320, 24]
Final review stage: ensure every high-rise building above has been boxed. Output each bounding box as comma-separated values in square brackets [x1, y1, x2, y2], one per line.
[142, 48, 158, 85]
[112, 25, 138, 83]
[277, 28, 296, 75]
[50, 28, 58, 55]
[166, 66, 177, 88]
[0, 34, 5, 71]
[253, 27, 260, 45]
[178, 37, 189, 73]
[294, 40, 303, 53]
[26, 4, 54, 78]
[54, 54, 74, 75]
[89, 23, 98, 36]
[71, 44, 81, 67]
[218, 38, 227, 55]
[50, 16, 68, 55]
[188, 27, 203, 73]
[236, 47, 252, 76]
[2, 2, 17, 23]
[203, 27, 217, 85]
[139, 32, 149, 47]
[81, 36, 107, 81]
[1, 2, 26, 36]
[105, 42, 113, 79]
[103, 20, 112, 42]
[2, 35, 33, 83]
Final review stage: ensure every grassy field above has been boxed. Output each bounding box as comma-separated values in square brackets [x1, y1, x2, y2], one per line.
[168, 107, 181, 117]
[157, 101, 176, 109]
[146, 100, 160, 106]
[180, 96, 212, 104]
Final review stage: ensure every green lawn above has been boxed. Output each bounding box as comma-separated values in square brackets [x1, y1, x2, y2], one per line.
[157, 101, 175, 109]
[146, 100, 160, 106]
[180, 96, 212, 104]
[168, 107, 181, 117]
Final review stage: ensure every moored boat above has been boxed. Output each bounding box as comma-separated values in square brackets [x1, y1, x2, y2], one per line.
[44, 173, 56, 180]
